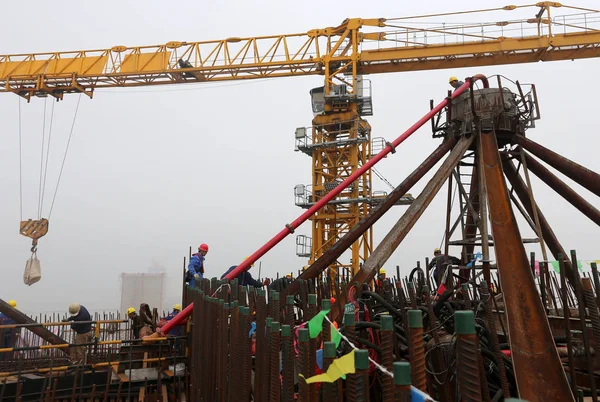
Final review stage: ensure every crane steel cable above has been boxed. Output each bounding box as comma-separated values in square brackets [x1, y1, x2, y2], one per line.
[48, 94, 82, 219]
[372, 167, 395, 191]
[39, 101, 55, 216]
[37, 97, 48, 219]
[17, 98, 23, 221]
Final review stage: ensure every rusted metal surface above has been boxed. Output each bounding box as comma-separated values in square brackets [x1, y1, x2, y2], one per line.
[515, 135, 600, 197]
[269, 321, 281, 402]
[480, 280, 510, 398]
[455, 315, 482, 402]
[354, 350, 370, 402]
[298, 328, 310, 402]
[0, 299, 69, 352]
[523, 152, 600, 226]
[407, 310, 427, 393]
[322, 342, 339, 401]
[502, 156, 578, 288]
[459, 160, 480, 281]
[570, 250, 598, 400]
[380, 315, 394, 402]
[582, 278, 600, 356]
[307, 294, 318, 402]
[255, 289, 268, 402]
[282, 325, 295, 402]
[559, 256, 578, 396]
[481, 130, 573, 401]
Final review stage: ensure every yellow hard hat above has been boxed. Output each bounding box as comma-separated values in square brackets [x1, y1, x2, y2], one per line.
[286, 272, 293, 278]
[434, 248, 441, 253]
[7, 300, 16, 308]
[127, 307, 136, 315]
[243, 256, 254, 267]
[449, 76, 458, 83]
[173, 304, 182, 311]
[379, 268, 386, 275]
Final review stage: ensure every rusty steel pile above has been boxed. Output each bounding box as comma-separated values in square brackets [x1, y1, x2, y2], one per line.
[182, 256, 599, 402]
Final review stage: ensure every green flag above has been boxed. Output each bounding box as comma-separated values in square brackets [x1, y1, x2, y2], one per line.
[308, 309, 330, 338]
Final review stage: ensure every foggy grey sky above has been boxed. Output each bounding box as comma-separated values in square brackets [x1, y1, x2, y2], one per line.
[1, 1, 598, 315]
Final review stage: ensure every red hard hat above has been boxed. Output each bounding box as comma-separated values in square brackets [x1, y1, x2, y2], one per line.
[199, 243, 209, 252]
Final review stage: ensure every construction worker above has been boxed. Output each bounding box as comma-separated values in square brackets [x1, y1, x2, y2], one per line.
[376, 268, 388, 291]
[64, 303, 93, 364]
[187, 243, 209, 288]
[159, 304, 183, 337]
[0, 300, 18, 353]
[221, 257, 270, 288]
[429, 248, 461, 286]
[127, 307, 145, 339]
[449, 76, 466, 92]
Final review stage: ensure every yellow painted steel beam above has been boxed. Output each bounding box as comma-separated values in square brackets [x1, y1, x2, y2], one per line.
[359, 31, 600, 74]
[0, 6, 597, 99]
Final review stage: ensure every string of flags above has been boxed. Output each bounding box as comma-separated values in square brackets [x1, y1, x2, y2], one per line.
[300, 310, 437, 401]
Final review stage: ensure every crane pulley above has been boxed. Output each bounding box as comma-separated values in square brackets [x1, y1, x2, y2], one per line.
[20, 218, 49, 252]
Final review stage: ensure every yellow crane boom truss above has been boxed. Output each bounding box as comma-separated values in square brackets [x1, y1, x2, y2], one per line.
[1, 3, 599, 101]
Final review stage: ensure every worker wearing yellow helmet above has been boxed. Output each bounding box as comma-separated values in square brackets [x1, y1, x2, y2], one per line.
[159, 304, 184, 337]
[127, 307, 144, 339]
[0, 300, 18, 348]
[449, 76, 465, 91]
[376, 267, 388, 291]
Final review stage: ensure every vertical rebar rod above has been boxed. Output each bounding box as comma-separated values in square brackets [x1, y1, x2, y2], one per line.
[407, 310, 426, 393]
[269, 321, 281, 402]
[380, 315, 395, 402]
[454, 311, 482, 402]
[321, 342, 339, 401]
[298, 328, 310, 402]
[282, 325, 295, 402]
[354, 350, 370, 402]
[393, 362, 412, 402]
[308, 294, 318, 402]
[569, 250, 597, 401]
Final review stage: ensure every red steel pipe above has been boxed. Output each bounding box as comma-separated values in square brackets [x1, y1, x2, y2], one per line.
[224, 74, 489, 281]
[159, 302, 193, 334]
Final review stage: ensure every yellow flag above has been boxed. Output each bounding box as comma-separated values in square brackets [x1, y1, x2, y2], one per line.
[302, 350, 355, 384]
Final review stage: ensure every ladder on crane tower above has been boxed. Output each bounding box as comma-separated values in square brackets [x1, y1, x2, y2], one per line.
[454, 151, 482, 262]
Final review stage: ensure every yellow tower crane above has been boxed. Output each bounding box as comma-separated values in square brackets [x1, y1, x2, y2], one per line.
[4, 3, 600, 275]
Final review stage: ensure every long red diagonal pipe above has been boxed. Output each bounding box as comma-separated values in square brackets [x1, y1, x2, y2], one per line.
[161, 75, 489, 334]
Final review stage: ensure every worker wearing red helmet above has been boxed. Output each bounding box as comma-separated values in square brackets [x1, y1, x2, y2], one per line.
[187, 243, 209, 287]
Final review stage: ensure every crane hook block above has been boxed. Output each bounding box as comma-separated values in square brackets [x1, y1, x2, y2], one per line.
[20, 219, 49, 240]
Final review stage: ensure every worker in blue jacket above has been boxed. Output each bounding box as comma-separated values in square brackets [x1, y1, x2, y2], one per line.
[221, 257, 269, 288]
[187, 243, 209, 287]
[163, 304, 183, 337]
[0, 300, 18, 355]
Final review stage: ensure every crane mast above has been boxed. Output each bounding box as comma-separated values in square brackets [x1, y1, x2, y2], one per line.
[4, 3, 600, 275]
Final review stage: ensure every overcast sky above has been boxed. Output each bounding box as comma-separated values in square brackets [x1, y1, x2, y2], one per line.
[1, 1, 598, 315]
